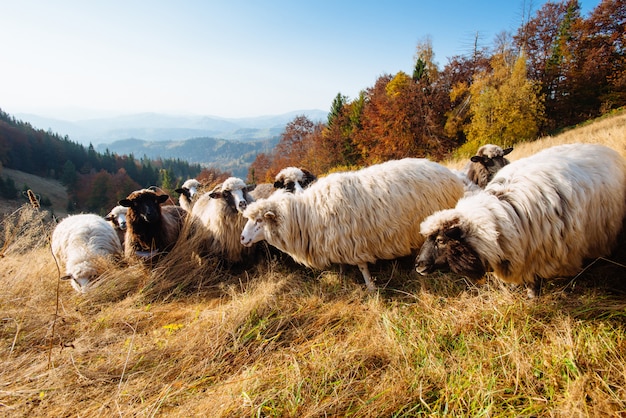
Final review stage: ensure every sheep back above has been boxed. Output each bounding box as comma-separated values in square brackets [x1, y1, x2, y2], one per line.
[243, 158, 465, 270]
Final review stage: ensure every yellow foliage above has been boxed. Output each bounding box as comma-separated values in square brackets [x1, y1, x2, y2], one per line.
[466, 53, 544, 146]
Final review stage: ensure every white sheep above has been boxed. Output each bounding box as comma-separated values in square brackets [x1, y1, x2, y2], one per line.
[104, 205, 128, 246]
[416, 143, 626, 297]
[465, 144, 513, 188]
[273, 167, 317, 193]
[191, 177, 256, 263]
[175, 178, 201, 211]
[250, 167, 318, 200]
[240, 158, 465, 290]
[119, 189, 188, 259]
[51, 213, 123, 292]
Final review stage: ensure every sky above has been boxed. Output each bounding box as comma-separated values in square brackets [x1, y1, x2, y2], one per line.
[1, 0, 602, 121]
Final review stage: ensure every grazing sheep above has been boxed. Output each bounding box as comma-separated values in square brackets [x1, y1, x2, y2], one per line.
[191, 177, 256, 263]
[416, 143, 626, 297]
[119, 189, 188, 259]
[273, 167, 317, 193]
[241, 158, 465, 290]
[51, 214, 123, 292]
[175, 179, 201, 211]
[104, 205, 128, 246]
[465, 144, 513, 188]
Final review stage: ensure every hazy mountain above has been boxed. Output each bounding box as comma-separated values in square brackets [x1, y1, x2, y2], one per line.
[96, 136, 279, 179]
[16, 110, 328, 146]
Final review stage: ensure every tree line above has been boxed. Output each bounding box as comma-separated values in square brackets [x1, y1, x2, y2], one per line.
[0, 109, 205, 214]
[248, 0, 625, 183]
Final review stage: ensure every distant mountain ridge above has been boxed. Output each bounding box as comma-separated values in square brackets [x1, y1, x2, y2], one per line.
[96, 136, 279, 179]
[16, 109, 328, 145]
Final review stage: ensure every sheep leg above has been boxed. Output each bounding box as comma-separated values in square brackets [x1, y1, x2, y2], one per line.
[357, 263, 376, 291]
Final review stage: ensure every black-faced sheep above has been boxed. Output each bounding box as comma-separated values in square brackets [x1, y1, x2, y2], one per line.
[240, 158, 465, 290]
[465, 144, 513, 188]
[191, 177, 256, 263]
[416, 143, 626, 297]
[119, 189, 188, 259]
[104, 205, 128, 246]
[175, 179, 201, 212]
[51, 214, 123, 292]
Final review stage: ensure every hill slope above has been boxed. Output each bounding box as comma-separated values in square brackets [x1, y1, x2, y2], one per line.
[1, 111, 625, 417]
[0, 167, 68, 218]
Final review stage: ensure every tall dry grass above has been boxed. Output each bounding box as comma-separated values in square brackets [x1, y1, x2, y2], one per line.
[1, 111, 626, 417]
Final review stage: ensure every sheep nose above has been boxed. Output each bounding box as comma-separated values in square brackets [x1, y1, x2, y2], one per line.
[239, 201, 247, 210]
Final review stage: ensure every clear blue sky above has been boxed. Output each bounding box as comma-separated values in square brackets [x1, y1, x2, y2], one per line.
[0, 0, 601, 120]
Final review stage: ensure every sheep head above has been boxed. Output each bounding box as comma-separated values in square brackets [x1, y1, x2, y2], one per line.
[240, 198, 282, 247]
[175, 179, 201, 199]
[273, 167, 317, 193]
[105, 205, 128, 231]
[119, 189, 169, 224]
[470, 145, 513, 168]
[416, 213, 486, 280]
[209, 177, 256, 214]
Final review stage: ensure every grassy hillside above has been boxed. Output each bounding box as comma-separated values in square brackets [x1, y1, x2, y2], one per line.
[0, 168, 68, 218]
[1, 111, 625, 417]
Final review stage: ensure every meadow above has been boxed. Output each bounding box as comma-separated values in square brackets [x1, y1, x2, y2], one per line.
[1, 111, 625, 417]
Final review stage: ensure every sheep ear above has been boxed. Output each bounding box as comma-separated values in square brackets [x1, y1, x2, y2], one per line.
[470, 156, 482, 163]
[301, 169, 316, 184]
[175, 188, 185, 194]
[119, 199, 132, 207]
[60, 275, 73, 281]
[273, 180, 284, 189]
[503, 147, 514, 155]
[157, 194, 170, 204]
[209, 191, 222, 199]
[246, 184, 257, 192]
[264, 211, 276, 221]
[104, 214, 113, 221]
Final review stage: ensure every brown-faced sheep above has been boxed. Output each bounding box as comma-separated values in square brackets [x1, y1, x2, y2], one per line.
[241, 158, 465, 290]
[119, 189, 188, 259]
[416, 143, 626, 297]
[51, 213, 123, 292]
[465, 144, 513, 188]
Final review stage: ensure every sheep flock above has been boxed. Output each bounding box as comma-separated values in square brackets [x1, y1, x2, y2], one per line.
[49, 144, 626, 297]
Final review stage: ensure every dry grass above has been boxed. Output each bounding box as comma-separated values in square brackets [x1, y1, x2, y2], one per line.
[1, 111, 626, 417]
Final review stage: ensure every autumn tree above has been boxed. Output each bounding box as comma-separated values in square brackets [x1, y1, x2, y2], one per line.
[266, 115, 317, 179]
[315, 92, 363, 171]
[463, 52, 544, 153]
[353, 71, 454, 164]
[570, 0, 626, 117]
